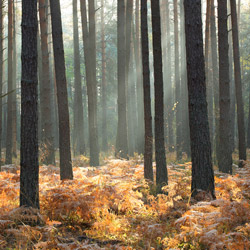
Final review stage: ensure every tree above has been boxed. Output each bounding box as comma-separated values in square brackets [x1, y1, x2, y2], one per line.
[80, 0, 99, 166]
[39, 0, 55, 164]
[0, 0, 4, 170]
[151, 0, 168, 192]
[230, 0, 246, 163]
[5, 0, 13, 164]
[101, 0, 108, 152]
[174, 0, 182, 161]
[116, 0, 128, 158]
[72, 0, 85, 155]
[141, 0, 153, 181]
[218, 0, 232, 174]
[184, 0, 215, 199]
[50, 0, 73, 179]
[20, 0, 39, 208]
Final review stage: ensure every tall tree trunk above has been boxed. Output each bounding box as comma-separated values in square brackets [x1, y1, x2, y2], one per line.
[210, 0, 219, 163]
[174, 0, 182, 160]
[151, 0, 168, 192]
[218, 0, 232, 173]
[184, 0, 215, 200]
[230, 0, 246, 162]
[39, 0, 55, 164]
[20, 0, 39, 208]
[5, 0, 13, 164]
[135, 0, 144, 154]
[12, 0, 17, 158]
[180, 0, 190, 157]
[80, 0, 99, 166]
[50, 0, 73, 179]
[73, 0, 85, 155]
[101, 0, 108, 152]
[141, 0, 153, 181]
[0, 0, 4, 169]
[165, 0, 174, 152]
[116, 0, 128, 158]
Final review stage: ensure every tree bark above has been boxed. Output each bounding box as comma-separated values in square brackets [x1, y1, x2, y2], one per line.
[39, 0, 55, 164]
[151, 0, 168, 192]
[20, 0, 39, 208]
[141, 0, 153, 181]
[116, 0, 128, 158]
[184, 0, 215, 199]
[230, 0, 246, 162]
[174, 0, 182, 160]
[5, 0, 13, 164]
[80, 0, 99, 166]
[218, 0, 232, 173]
[73, 0, 85, 155]
[50, 0, 73, 179]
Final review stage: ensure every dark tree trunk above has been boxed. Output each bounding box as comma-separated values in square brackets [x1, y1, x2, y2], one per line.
[80, 0, 99, 166]
[174, 0, 182, 160]
[141, 0, 153, 181]
[218, 0, 232, 173]
[6, 0, 13, 164]
[101, 0, 108, 152]
[210, 0, 219, 164]
[39, 0, 55, 164]
[0, 1, 3, 169]
[184, 0, 215, 199]
[151, 0, 168, 192]
[73, 0, 85, 155]
[50, 0, 73, 179]
[230, 0, 246, 162]
[20, 0, 39, 208]
[116, 0, 128, 158]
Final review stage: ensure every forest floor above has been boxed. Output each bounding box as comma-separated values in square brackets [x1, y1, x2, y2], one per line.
[0, 154, 250, 250]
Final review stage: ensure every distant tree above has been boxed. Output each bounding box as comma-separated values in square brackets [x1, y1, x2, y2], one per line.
[141, 0, 153, 181]
[218, 0, 232, 173]
[184, 0, 215, 199]
[151, 0, 168, 192]
[116, 0, 128, 158]
[230, 0, 246, 163]
[39, 0, 55, 164]
[80, 0, 99, 166]
[174, 0, 182, 161]
[72, 0, 85, 155]
[0, 0, 4, 170]
[20, 0, 39, 208]
[50, 0, 73, 179]
[5, 0, 13, 164]
[101, 0, 108, 152]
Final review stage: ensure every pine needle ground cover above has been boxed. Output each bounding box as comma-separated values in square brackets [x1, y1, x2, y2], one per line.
[0, 158, 249, 249]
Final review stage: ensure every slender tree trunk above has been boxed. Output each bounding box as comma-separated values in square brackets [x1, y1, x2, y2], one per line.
[141, 0, 153, 181]
[12, 0, 17, 158]
[116, 0, 128, 158]
[218, 0, 232, 173]
[230, 0, 246, 162]
[39, 0, 55, 164]
[101, 0, 108, 152]
[184, 0, 215, 200]
[50, 0, 73, 179]
[73, 0, 85, 155]
[5, 0, 13, 164]
[0, 1, 4, 169]
[135, 0, 144, 154]
[174, 0, 182, 160]
[151, 0, 168, 192]
[20, 0, 39, 208]
[210, 0, 219, 163]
